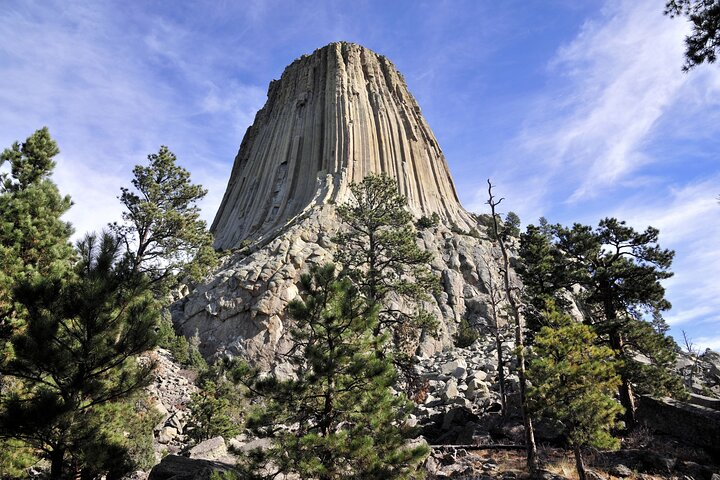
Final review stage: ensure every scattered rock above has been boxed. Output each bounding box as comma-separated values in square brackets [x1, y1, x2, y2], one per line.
[440, 358, 468, 379]
[584, 470, 605, 480]
[534, 470, 568, 480]
[188, 436, 228, 461]
[157, 426, 178, 445]
[443, 379, 460, 400]
[610, 464, 633, 477]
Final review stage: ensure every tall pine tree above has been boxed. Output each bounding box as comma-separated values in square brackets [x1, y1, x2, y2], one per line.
[241, 264, 428, 480]
[517, 222, 574, 338]
[112, 145, 217, 295]
[553, 218, 683, 424]
[0, 232, 159, 479]
[333, 174, 437, 338]
[0, 128, 74, 343]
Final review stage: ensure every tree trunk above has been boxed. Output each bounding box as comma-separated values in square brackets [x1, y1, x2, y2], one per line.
[50, 447, 65, 480]
[619, 377, 636, 426]
[573, 444, 587, 480]
[495, 325, 507, 416]
[610, 330, 636, 426]
[487, 271, 507, 416]
[486, 180, 538, 473]
[517, 332, 538, 473]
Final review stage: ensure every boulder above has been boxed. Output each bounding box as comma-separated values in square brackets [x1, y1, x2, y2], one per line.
[157, 426, 178, 444]
[443, 379, 460, 400]
[466, 377, 490, 400]
[440, 358, 467, 379]
[148, 455, 235, 480]
[188, 436, 228, 461]
[609, 464, 633, 477]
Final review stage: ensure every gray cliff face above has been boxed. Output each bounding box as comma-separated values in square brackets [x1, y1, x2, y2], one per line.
[175, 42, 509, 373]
[211, 42, 472, 250]
[174, 205, 512, 373]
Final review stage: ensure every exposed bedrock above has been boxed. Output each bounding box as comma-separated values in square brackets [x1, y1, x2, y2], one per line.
[211, 41, 473, 250]
[174, 205, 510, 373]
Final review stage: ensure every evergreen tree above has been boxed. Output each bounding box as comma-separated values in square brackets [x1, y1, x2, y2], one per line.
[0, 231, 159, 479]
[333, 174, 438, 394]
[517, 223, 574, 338]
[241, 264, 428, 480]
[333, 174, 437, 337]
[453, 317, 479, 348]
[0, 128, 74, 342]
[478, 211, 520, 241]
[112, 146, 217, 294]
[553, 218, 684, 424]
[504, 211, 521, 238]
[186, 360, 246, 444]
[665, 0, 720, 71]
[528, 306, 623, 480]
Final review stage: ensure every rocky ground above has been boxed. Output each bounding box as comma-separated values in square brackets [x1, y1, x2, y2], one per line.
[137, 342, 720, 480]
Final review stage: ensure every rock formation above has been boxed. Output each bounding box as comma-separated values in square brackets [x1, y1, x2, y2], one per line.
[174, 42, 505, 374]
[211, 42, 473, 249]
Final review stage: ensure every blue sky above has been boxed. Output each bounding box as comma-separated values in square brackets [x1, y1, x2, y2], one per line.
[2, 0, 719, 350]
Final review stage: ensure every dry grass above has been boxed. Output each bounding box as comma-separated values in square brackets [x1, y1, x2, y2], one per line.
[467, 447, 625, 480]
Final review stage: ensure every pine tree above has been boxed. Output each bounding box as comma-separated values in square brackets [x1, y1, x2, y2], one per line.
[186, 360, 246, 444]
[554, 218, 684, 424]
[504, 211, 521, 238]
[453, 317, 479, 348]
[665, 0, 720, 71]
[517, 223, 574, 338]
[112, 145, 217, 294]
[333, 174, 437, 337]
[528, 305, 623, 480]
[241, 264, 428, 480]
[0, 232, 159, 479]
[0, 128, 74, 342]
[333, 174, 438, 395]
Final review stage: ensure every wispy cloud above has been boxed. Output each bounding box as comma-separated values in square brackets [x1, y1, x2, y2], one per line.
[523, 1, 689, 200]
[0, 1, 266, 236]
[474, 0, 719, 218]
[694, 335, 720, 352]
[613, 178, 720, 339]
[466, 0, 720, 348]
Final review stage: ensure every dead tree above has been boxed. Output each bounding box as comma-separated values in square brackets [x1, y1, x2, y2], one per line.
[486, 179, 538, 473]
[480, 259, 508, 416]
[682, 330, 702, 390]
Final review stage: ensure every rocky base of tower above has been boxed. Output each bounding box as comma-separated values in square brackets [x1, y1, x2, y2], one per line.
[172, 204, 507, 374]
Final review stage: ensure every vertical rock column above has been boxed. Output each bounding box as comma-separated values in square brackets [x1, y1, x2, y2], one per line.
[211, 42, 474, 250]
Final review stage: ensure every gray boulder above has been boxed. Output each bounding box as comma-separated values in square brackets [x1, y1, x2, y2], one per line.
[188, 436, 228, 461]
[148, 455, 235, 480]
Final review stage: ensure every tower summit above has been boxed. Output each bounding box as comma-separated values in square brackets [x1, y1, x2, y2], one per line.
[211, 42, 472, 249]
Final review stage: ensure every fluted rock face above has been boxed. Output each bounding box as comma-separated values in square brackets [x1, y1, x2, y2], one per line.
[174, 42, 508, 373]
[212, 42, 472, 250]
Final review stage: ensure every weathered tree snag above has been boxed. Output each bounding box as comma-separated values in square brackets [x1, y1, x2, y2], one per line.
[481, 259, 507, 416]
[486, 179, 538, 474]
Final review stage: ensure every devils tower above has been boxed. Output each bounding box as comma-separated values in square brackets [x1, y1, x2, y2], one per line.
[212, 42, 473, 248]
[175, 42, 500, 372]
